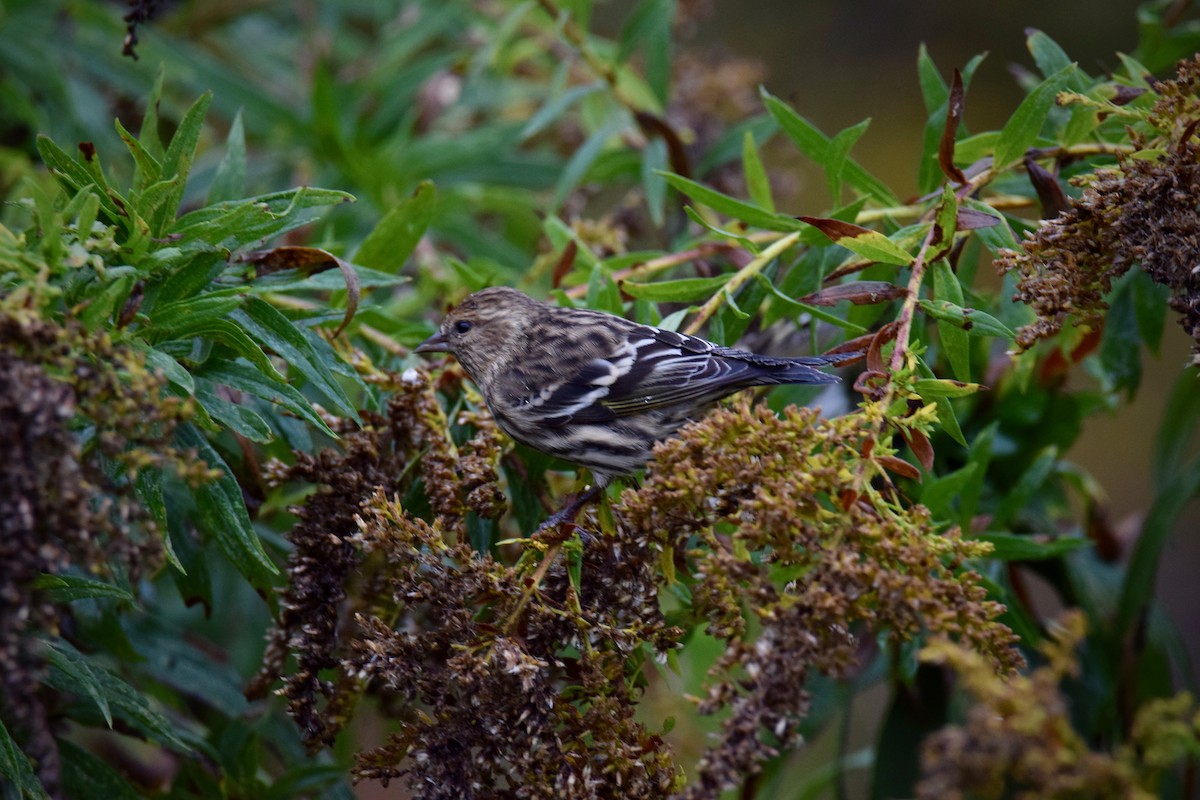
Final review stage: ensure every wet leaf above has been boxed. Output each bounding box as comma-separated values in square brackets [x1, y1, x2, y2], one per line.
[799, 217, 914, 266]
[939, 69, 967, 184]
[799, 281, 906, 307]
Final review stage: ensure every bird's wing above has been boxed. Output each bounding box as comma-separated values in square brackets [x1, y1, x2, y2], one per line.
[534, 326, 766, 424]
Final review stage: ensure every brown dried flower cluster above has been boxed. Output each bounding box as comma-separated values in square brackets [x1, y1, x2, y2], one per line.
[0, 309, 200, 794]
[252, 367, 683, 797]
[998, 55, 1200, 356]
[258, 364, 1026, 799]
[918, 610, 1200, 799]
[620, 398, 1023, 798]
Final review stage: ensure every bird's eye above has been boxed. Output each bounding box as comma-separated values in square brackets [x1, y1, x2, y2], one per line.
[454, 320, 473, 334]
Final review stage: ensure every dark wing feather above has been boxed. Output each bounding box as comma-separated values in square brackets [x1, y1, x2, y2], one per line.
[532, 324, 841, 426]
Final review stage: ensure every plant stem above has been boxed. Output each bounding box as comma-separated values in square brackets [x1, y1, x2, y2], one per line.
[684, 231, 802, 334]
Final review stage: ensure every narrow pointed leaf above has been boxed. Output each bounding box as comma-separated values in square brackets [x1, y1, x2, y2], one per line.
[207, 108, 245, 205]
[355, 181, 436, 273]
[662, 172, 804, 231]
[993, 64, 1075, 170]
[800, 217, 914, 266]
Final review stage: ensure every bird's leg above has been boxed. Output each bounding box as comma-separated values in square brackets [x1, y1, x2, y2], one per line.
[533, 484, 603, 543]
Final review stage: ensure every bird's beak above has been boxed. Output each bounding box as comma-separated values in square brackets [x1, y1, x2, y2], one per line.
[414, 329, 451, 354]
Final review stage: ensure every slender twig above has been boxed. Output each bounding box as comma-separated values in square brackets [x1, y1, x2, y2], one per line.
[562, 237, 776, 299]
[503, 542, 562, 634]
[888, 223, 939, 374]
[684, 231, 802, 335]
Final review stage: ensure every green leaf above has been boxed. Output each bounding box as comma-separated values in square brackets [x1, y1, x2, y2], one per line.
[870, 669, 944, 800]
[521, 81, 604, 140]
[138, 68, 165, 160]
[125, 617, 250, 718]
[621, 275, 731, 302]
[194, 380, 274, 443]
[142, 346, 195, 394]
[355, 181, 436, 273]
[196, 360, 337, 438]
[43, 639, 113, 728]
[662, 172, 804, 232]
[0, 717, 50, 800]
[993, 63, 1076, 170]
[78, 272, 135, 331]
[992, 446, 1058, 529]
[921, 462, 978, 522]
[32, 574, 135, 604]
[742, 130, 774, 213]
[43, 639, 193, 754]
[641, 136, 669, 227]
[172, 188, 355, 249]
[972, 532, 1092, 561]
[1098, 275, 1141, 396]
[36, 135, 125, 224]
[115, 118, 163, 192]
[935, 396, 967, 447]
[913, 378, 984, 399]
[917, 44, 949, 113]
[233, 298, 360, 421]
[959, 422, 996, 528]
[825, 118, 871, 201]
[153, 92, 214, 236]
[1026, 29, 1075, 80]
[919, 299, 1015, 339]
[1118, 457, 1200, 635]
[800, 217, 913, 266]
[1131, 268, 1169, 355]
[177, 424, 279, 592]
[553, 119, 622, 211]
[618, 0, 673, 104]
[1153, 370, 1200, 487]
[59, 740, 141, 800]
[761, 90, 899, 206]
[149, 290, 247, 337]
[931, 260, 970, 381]
[587, 264, 624, 315]
[207, 108, 246, 205]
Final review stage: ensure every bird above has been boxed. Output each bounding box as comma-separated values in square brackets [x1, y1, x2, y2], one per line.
[415, 287, 856, 494]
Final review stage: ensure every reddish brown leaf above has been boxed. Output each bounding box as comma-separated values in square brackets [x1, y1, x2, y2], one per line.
[903, 427, 935, 472]
[798, 216, 873, 242]
[799, 280, 906, 307]
[853, 370, 888, 399]
[1039, 327, 1101, 383]
[876, 455, 921, 481]
[635, 111, 692, 179]
[240, 246, 360, 337]
[1110, 85, 1146, 106]
[79, 141, 97, 161]
[117, 280, 144, 329]
[241, 245, 338, 276]
[1178, 117, 1200, 154]
[1024, 156, 1068, 219]
[551, 241, 578, 289]
[955, 208, 1002, 230]
[867, 321, 900, 374]
[939, 69, 967, 184]
[839, 489, 859, 511]
[1086, 502, 1122, 562]
[825, 331, 876, 358]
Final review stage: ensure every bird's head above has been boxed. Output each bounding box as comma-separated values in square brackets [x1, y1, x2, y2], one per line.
[415, 286, 541, 382]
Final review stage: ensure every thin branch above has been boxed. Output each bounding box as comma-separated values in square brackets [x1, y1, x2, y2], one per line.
[682, 232, 801, 335]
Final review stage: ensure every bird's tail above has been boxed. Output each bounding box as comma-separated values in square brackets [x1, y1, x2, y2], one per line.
[759, 350, 862, 385]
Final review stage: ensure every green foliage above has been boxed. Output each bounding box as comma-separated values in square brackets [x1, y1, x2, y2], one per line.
[2, 1, 1199, 799]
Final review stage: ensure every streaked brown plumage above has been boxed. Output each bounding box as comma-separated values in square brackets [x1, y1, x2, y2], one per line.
[416, 287, 852, 485]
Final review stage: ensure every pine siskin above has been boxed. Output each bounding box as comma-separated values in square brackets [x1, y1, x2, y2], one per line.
[416, 286, 854, 486]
